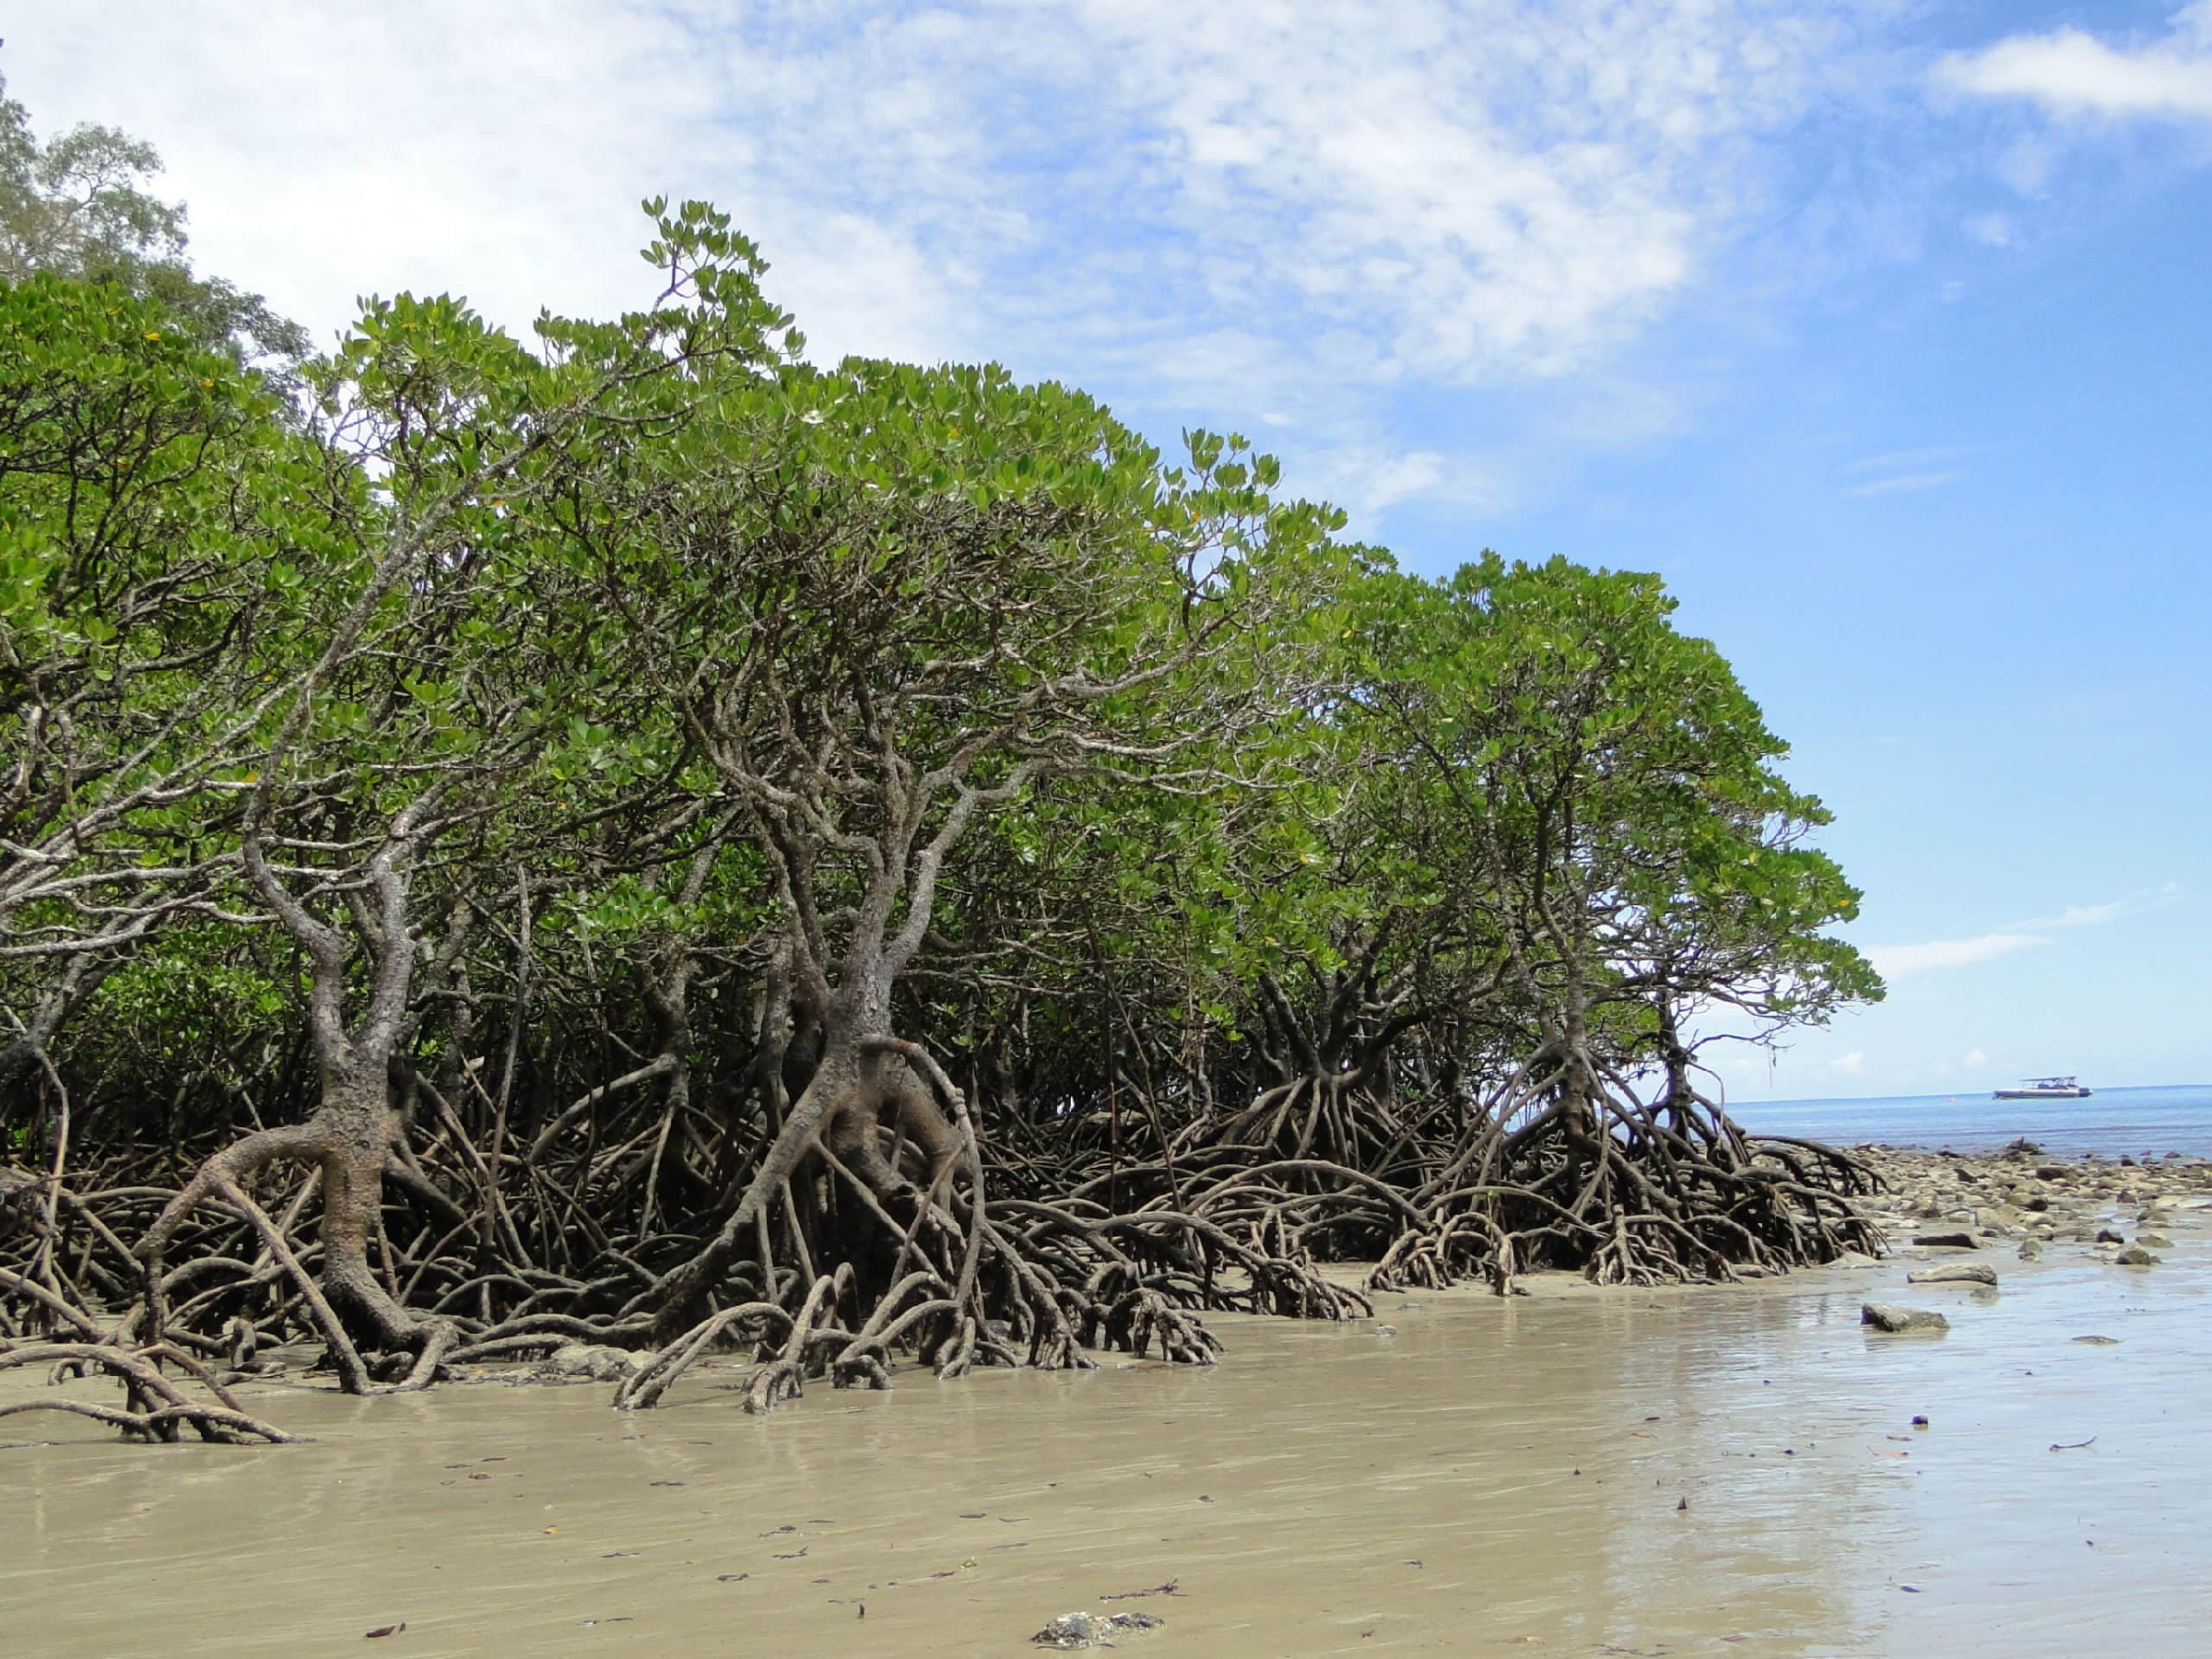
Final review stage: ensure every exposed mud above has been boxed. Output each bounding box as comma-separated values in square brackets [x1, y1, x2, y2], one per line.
[6, 1159, 2208, 1657]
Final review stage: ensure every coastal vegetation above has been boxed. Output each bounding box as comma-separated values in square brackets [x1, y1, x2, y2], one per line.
[0, 83, 1883, 1440]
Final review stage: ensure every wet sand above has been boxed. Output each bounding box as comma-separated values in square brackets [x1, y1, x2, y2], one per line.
[6, 1173, 2208, 1656]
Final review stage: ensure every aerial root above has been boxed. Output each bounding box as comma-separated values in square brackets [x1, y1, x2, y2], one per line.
[1, 1062, 1881, 1427]
[0, 1340, 295, 1444]
[1104, 1288, 1222, 1365]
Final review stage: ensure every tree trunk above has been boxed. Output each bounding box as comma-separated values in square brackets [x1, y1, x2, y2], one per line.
[312, 1065, 410, 1345]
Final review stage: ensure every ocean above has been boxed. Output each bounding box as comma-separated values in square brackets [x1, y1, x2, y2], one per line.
[1725, 1081, 2212, 1159]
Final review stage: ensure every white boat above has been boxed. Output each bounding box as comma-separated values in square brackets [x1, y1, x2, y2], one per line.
[1993, 1075, 2092, 1100]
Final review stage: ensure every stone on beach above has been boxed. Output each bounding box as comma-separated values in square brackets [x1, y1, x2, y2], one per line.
[1032, 1611, 1164, 1649]
[2114, 1245, 2161, 1266]
[1862, 1303, 1949, 1334]
[1906, 1263, 1997, 1286]
[536, 1345, 644, 1382]
[1911, 1232, 1979, 1249]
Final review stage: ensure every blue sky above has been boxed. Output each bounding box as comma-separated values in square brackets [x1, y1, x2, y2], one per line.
[12, 2, 2210, 1099]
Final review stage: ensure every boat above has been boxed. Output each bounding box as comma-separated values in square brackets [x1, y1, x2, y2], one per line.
[1993, 1075, 2092, 1100]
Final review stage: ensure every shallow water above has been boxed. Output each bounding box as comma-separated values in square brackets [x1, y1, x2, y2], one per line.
[6, 1223, 2208, 1657]
[1728, 1082, 2212, 1159]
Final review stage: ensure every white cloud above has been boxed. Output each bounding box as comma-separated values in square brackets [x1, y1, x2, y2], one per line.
[2042, 900, 2125, 928]
[1829, 1050, 1865, 1073]
[1334, 449, 1453, 516]
[1867, 931, 2049, 978]
[1964, 211, 2015, 248]
[1935, 3, 2212, 125]
[1962, 1047, 1990, 1068]
[6, 3, 989, 367]
[1063, 0, 1850, 386]
[1994, 135, 2055, 196]
[2013, 881, 2182, 932]
[1847, 445, 1973, 474]
[1843, 443, 1972, 499]
[1868, 883, 2172, 980]
[1849, 470, 1966, 498]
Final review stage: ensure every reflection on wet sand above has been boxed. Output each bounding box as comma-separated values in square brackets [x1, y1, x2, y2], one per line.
[6, 1237, 2207, 1657]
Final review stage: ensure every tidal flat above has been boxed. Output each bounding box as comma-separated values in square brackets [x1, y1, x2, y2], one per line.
[6, 1150, 2207, 1658]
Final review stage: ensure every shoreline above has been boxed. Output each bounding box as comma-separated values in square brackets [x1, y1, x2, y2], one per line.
[8, 1139, 2210, 1656]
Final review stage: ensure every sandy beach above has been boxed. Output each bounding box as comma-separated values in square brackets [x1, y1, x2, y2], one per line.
[6, 1147, 2206, 1658]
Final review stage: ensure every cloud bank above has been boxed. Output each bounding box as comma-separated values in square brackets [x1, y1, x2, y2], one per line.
[15, 3, 2202, 527]
[9, 1, 1874, 521]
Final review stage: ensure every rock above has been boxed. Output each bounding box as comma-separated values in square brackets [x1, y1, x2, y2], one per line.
[1032, 1612, 1164, 1649]
[2034, 1164, 2070, 1181]
[2072, 1335, 2121, 1346]
[1906, 1263, 1997, 1286]
[2095, 1228, 2125, 1244]
[1374, 1324, 1397, 1338]
[2114, 1245, 2161, 1266]
[1912, 1231, 1979, 1249]
[2018, 1240, 2044, 1261]
[1862, 1303, 1949, 1334]
[2136, 1233, 2175, 1250]
[1034, 1613, 1110, 1649]
[536, 1344, 643, 1382]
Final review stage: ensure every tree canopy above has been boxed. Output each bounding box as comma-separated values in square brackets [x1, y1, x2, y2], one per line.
[0, 87, 1881, 1433]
